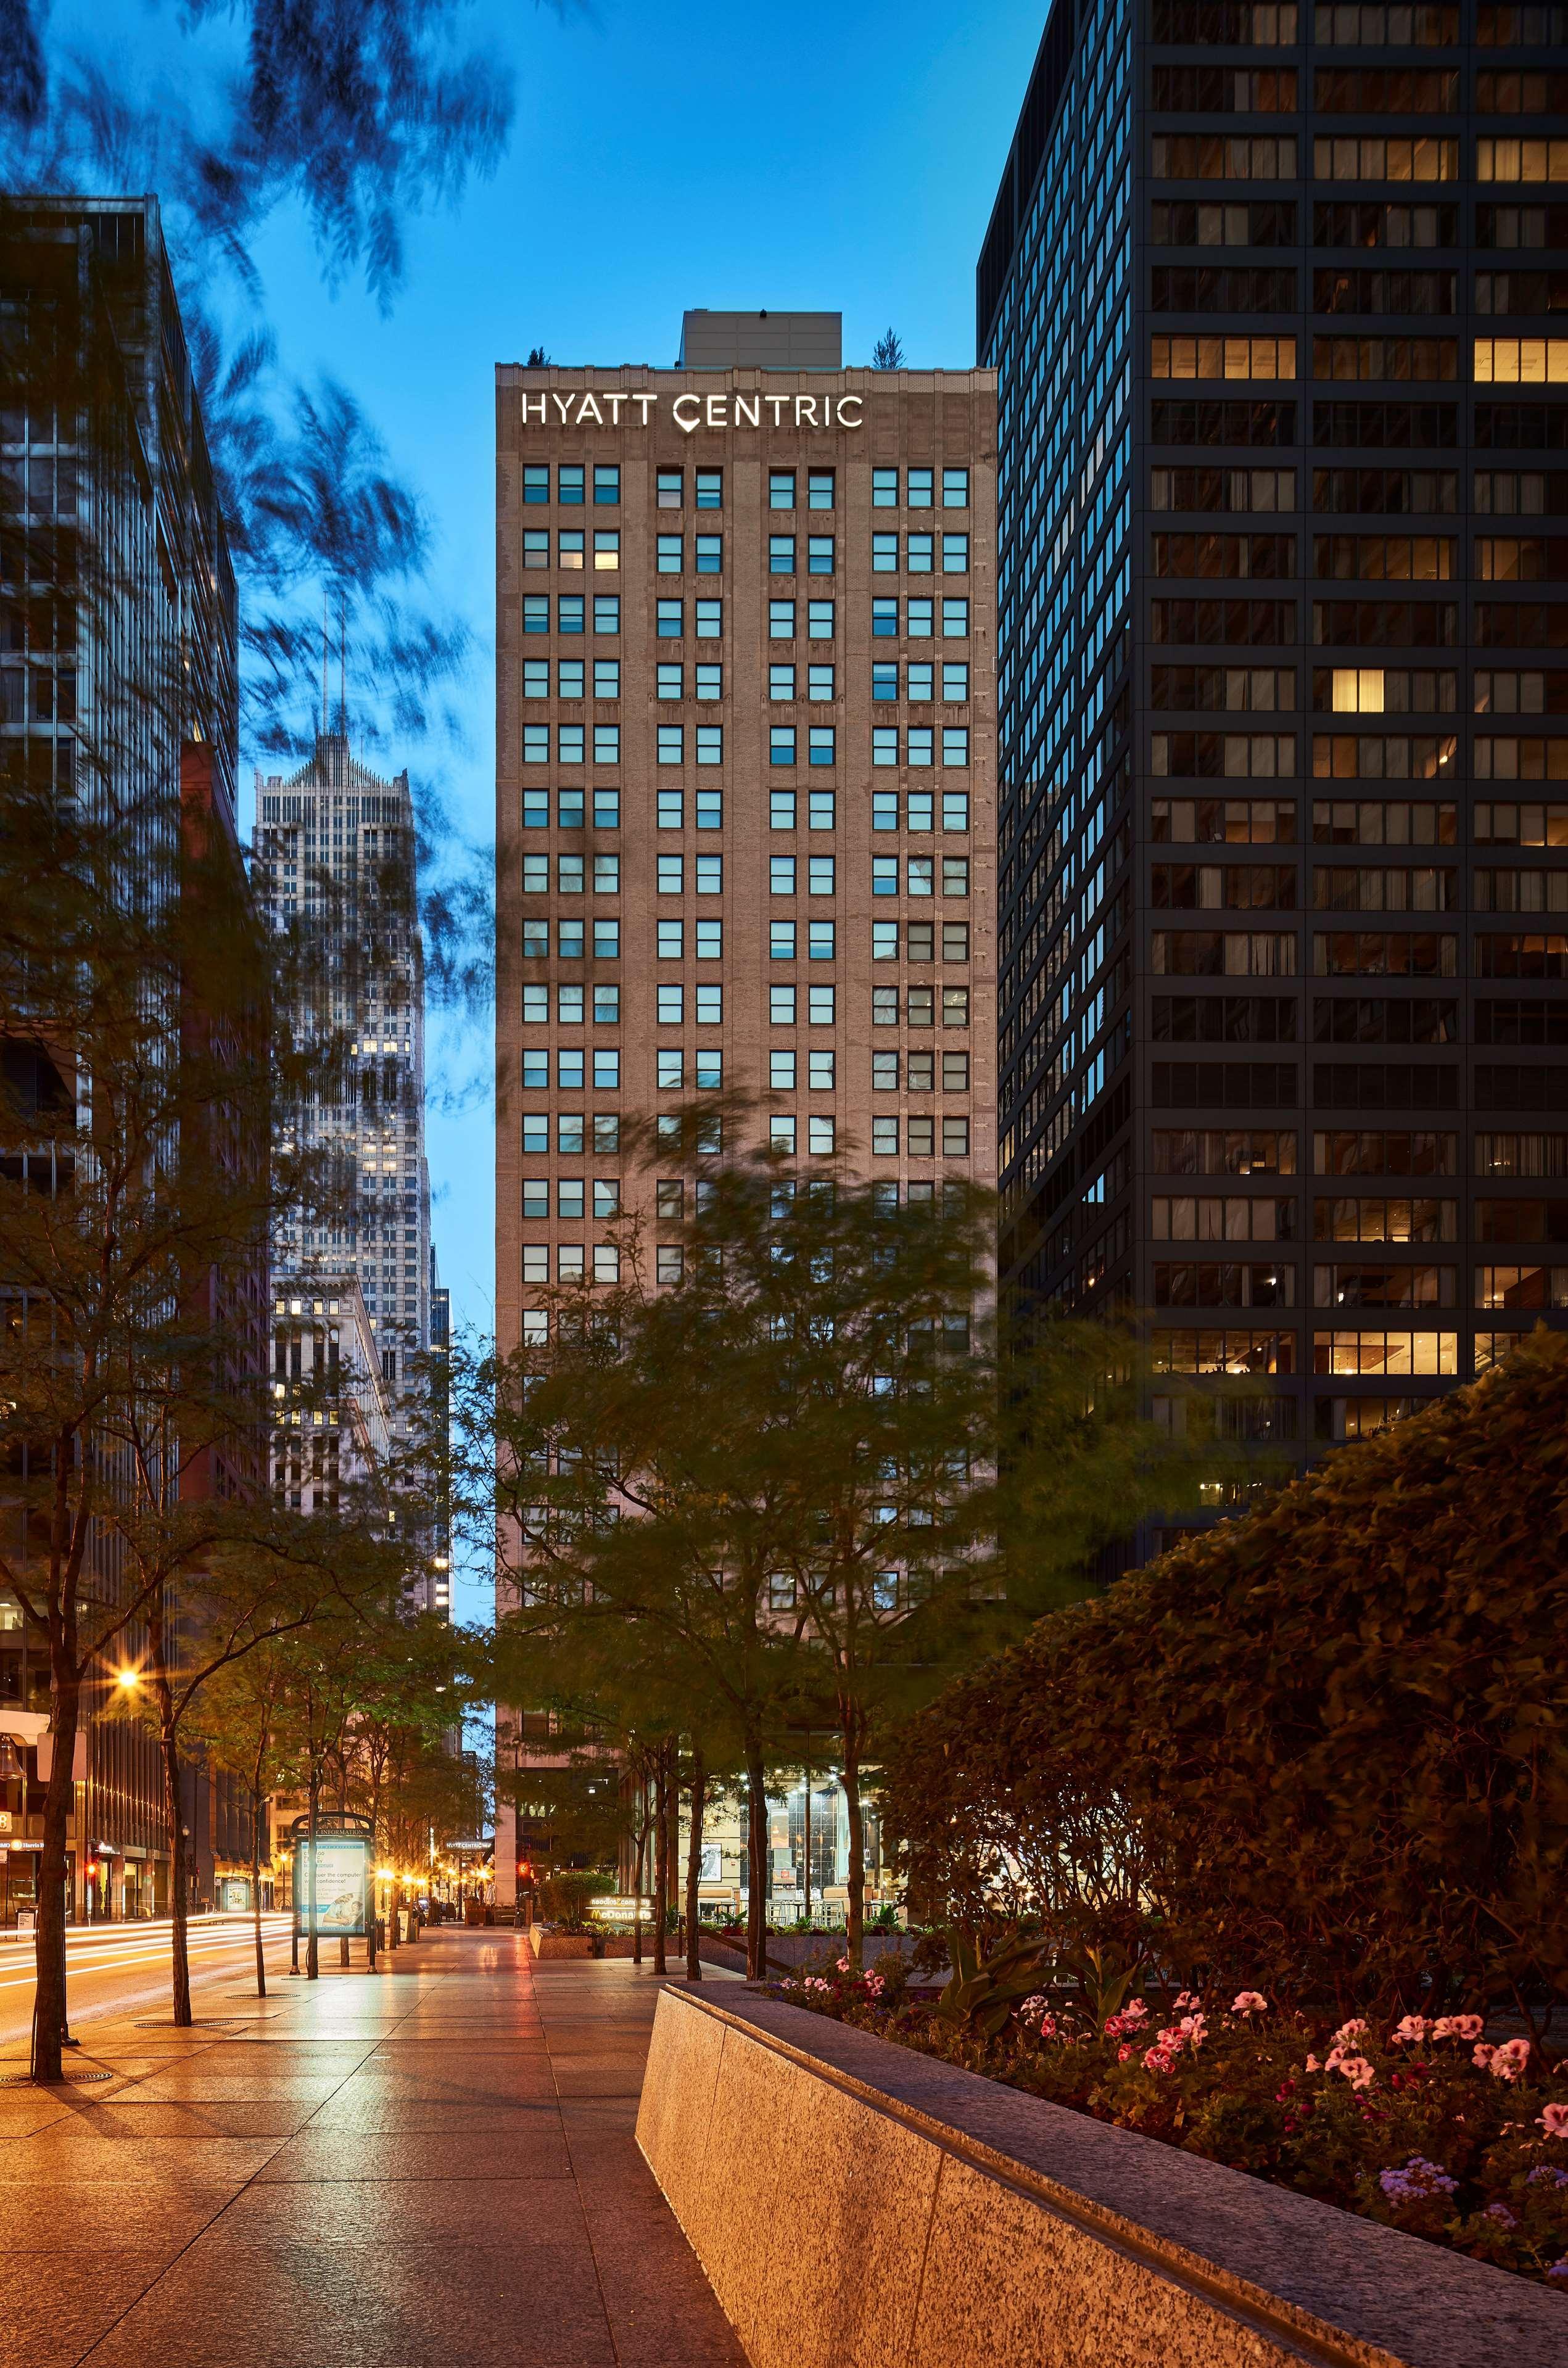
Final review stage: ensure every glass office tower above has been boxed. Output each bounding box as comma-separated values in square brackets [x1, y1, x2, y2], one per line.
[985, 0, 1568, 1517]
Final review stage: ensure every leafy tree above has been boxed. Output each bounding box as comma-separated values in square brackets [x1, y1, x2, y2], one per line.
[191, 1638, 309, 1995]
[872, 327, 906, 369]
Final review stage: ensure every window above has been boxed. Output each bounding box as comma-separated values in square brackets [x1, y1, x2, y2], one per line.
[523, 464, 549, 504]
[658, 1050, 683, 1091]
[772, 1116, 797, 1152]
[908, 599, 935, 637]
[873, 1117, 899, 1153]
[657, 920, 683, 957]
[873, 533, 899, 574]
[558, 529, 585, 569]
[770, 599, 796, 639]
[657, 535, 683, 575]
[522, 725, 548, 764]
[696, 600, 722, 638]
[658, 855, 683, 894]
[594, 658, 620, 699]
[656, 602, 683, 644]
[770, 535, 796, 574]
[873, 857, 899, 895]
[808, 471, 835, 511]
[1316, 135, 1459, 182]
[696, 788, 722, 829]
[658, 788, 683, 829]
[809, 984, 835, 1022]
[658, 984, 683, 1024]
[943, 923, 970, 962]
[770, 663, 796, 701]
[943, 662, 970, 701]
[695, 853, 722, 894]
[908, 468, 934, 508]
[873, 662, 899, 702]
[593, 1049, 620, 1089]
[695, 984, 723, 1024]
[907, 662, 935, 701]
[942, 534, 970, 573]
[943, 468, 969, 509]
[808, 664, 835, 701]
[772, 921, 798, 959]
[695, 534, 722, 575]
[873, 1051, 899, 1089]
[873, 468, 899, 508]
[943, 726, 970, 766]
[808, 856, 836, 895]
[558, 596, 584, 633]
[810, 922, 836, 960]
[658, 725, 683, 765]
[696, 725, 722, 765]
[770, 471, 796, 510]
[771, 726, 797, 766]
[558, 724, 585, 764]
[770, 986, 796, 1023]
[523, 529, 549, 570]
[809, 1116, 836, 1154]
[593, 852, 620, 893]
[771, 791, 796, 830]
[771, 1050, 797, 1089]
[771, 857, 797, 895]
[874, 922, 899, 962]
[873, 600, 899, 639]
[943, 598, 970, 637]
[909, 727, 935, 766]
[696, 919, 722, 958]
[593, 595, 619, 634]
[1154, 336, 1298, 383]
[524, 596, 549, 633]
[943, 1051, 970, 1091]
[696, 468, 722, 509]
[593, 724, 619, 764]
[809, 790, 836, 829]
[593, 531, 619, 571]
[657, 469, 682, 509]
[908, 532, 934, 572]
[1476, 338, 1568, 384]
[594, 918, 620, 958]
[658, 662, 683, 703]
[808, 600, 835, 639]
[558, 1114, 586, 1153]
[943, 857, 970, 897]
[523, 658, 549, 699]
[809, 726, 836, 767]
[1152, 134, 1300, 178]
[594, 984, 620, 1023]
[908, 1117, 936, 1156]
[1477, 138, 1568, 184]
[558, 465, 584, 505]
[873, 727, 899, 767]
[943, 1118, 971, 1157]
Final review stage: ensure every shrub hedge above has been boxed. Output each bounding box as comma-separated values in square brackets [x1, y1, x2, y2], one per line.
[887, 1327, 1568, 2022]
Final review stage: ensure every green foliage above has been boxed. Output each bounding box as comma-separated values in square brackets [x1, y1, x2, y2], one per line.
[538, 1870, 613, 1933]
[888, 1330, 1568, 2021]
[935, 1929, 1051, 2042]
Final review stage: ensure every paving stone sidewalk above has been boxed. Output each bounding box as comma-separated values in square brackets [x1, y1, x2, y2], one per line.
[0, 1926, 747, 2368]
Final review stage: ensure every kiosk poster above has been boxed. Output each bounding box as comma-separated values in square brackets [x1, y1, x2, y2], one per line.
[293, 1835, 370, 1936]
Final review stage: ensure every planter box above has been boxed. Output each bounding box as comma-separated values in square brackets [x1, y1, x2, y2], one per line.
[637, 1985, 1565, 2368]
[527, 1928, 596, 1959]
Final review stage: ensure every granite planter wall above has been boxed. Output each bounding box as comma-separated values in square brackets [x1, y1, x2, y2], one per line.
[527, 1928, 596, 1959]
[636, 1984, 1566, 2368]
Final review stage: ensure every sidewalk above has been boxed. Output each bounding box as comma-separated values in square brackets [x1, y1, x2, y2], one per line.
[0, 1926, 747, 2368]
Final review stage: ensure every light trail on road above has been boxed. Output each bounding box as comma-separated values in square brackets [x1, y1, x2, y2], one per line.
[0, 1915, 299, 2047]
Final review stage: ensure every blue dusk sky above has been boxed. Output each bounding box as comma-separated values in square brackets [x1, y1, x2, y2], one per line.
[75, 0, 1052, 1618]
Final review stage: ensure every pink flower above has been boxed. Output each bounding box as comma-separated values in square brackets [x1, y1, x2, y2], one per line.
[1142, 2041, 1177, 2074]
[1487, 2037, 1531, 2085]
[1104, 2000, 1150, 2038]
[1173, 1990, 1199, 2011]
[1334, 2054, 1376, 2092]
[1474, 2042, 1495, 2071]
[1305, 2053, 1322, 2073]
[1538, 2103, 1568, 2139]
[1117, 2043, 1133, 2063]
[1231, 1991, 1268, 2016]
[1432, 2014, 1484, 2043]
[1332, 2018, 1368, 2048]
[1389, 2015, 1430, 2047]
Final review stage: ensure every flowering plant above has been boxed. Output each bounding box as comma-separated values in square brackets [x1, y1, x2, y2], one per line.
[778, 1971, 1568, 2288]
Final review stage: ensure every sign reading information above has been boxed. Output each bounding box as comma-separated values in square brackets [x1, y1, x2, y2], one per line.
[520, 390, 863, 436]
[292, 1834, 371, 1936]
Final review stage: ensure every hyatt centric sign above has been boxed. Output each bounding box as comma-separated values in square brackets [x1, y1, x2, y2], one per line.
[519, 390, 864, 436]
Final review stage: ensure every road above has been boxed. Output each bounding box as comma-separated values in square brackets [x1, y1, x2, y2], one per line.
[0, 1915, 297, 2048]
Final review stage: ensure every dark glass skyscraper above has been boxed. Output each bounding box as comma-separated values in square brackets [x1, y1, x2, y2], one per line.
[985, 0, 1568, 1517]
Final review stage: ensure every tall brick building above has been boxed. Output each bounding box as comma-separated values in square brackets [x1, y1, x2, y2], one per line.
[492, 311, 996, 1910]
